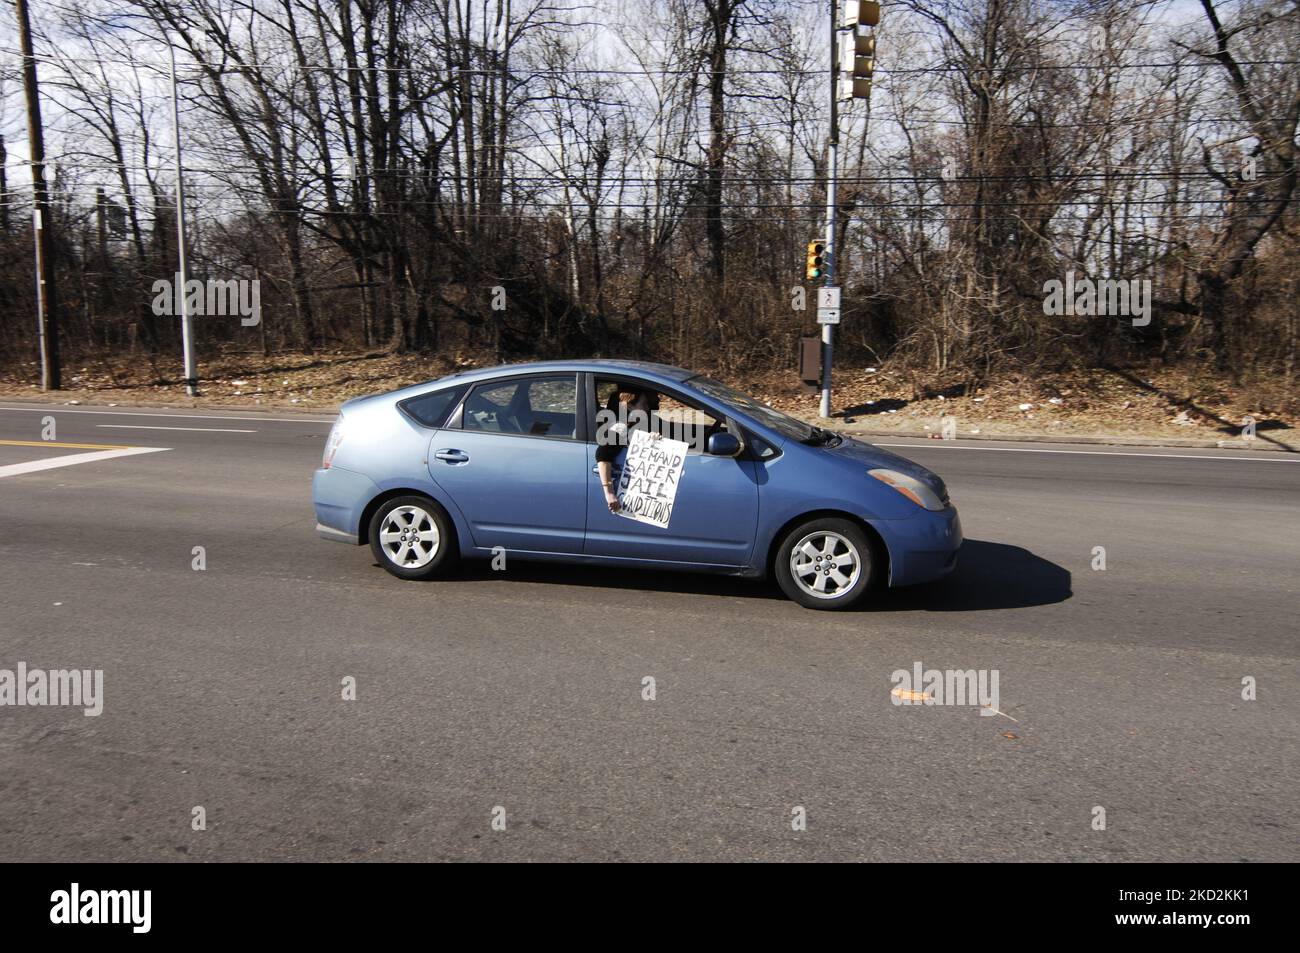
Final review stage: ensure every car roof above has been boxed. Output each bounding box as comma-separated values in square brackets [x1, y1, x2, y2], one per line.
[342, 359, 708, 415]
[440, 359, 697, 385]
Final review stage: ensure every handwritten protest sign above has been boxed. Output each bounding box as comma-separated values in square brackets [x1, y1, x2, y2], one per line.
[616, 429, 688, 528]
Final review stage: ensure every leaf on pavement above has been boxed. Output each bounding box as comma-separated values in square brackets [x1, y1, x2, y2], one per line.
[891, 687, 931, 702]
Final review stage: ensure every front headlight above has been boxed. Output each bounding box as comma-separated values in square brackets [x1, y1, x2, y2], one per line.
[868, 468, 946, 511]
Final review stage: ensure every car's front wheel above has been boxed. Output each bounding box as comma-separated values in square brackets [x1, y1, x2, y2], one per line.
[369, 495, 457, 580]
[774, 517, 878, 610]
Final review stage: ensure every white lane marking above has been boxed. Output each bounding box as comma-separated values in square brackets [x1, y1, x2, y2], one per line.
[0, 405, 333, 424]
[875, 443, 1300, 463]
[0, 446, 169, 479]
[97, 424, 256, 433]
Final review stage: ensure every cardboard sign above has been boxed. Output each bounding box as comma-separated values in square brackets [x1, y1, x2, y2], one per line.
[616, 429, 688, 528]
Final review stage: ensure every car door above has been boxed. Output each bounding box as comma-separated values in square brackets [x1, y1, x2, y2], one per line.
[583, 378, 759, 567]
[427, 373, 587, 554]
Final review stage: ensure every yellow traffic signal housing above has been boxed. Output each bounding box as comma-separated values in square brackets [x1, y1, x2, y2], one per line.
[841, 0, 881, 28]
[806, 240, 826, 281]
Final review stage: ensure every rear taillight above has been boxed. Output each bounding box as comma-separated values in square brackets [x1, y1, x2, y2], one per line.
[322, 414, 346, 468]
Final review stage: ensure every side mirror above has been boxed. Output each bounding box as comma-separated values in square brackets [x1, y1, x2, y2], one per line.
[707, 432, 741, 457]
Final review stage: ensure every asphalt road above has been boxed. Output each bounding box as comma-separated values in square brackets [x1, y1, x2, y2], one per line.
[0, 401, 1296, 862]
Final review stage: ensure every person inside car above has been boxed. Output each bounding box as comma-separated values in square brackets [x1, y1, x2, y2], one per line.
[596, 387, 659, 512]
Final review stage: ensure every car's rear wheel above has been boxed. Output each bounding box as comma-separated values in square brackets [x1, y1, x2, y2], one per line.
[369, 495, 457, 580]
[774, 517, 878, 610]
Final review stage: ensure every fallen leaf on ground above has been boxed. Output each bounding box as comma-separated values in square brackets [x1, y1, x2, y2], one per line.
[891, 687, 931, 702]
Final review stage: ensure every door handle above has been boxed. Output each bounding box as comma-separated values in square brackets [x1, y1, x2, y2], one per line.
[591, 465, 622, 474]
[435, 449, 470, 464]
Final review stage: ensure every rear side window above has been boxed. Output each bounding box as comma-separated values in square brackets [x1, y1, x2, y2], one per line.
[461, 375, 578, 438]
[399, 385, 467, 428]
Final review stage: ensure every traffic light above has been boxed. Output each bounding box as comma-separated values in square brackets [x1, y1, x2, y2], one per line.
[806, 240, 826, 281]
[840, 1, 880, 28]
[837, 1, 880, 102]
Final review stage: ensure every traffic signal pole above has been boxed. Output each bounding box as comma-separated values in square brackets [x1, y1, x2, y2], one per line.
[820, 1, 879, 417]
[821, 0, 839, 420]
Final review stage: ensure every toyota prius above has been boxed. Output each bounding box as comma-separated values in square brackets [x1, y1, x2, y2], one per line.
[312, 360, 961, 609]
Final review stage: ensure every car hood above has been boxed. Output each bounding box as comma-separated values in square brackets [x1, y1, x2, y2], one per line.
[822, 436, 949, 500]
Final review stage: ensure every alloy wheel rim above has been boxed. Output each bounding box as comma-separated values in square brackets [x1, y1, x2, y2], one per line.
[789, 531, 861, 599]
[380, 505, 440, 568]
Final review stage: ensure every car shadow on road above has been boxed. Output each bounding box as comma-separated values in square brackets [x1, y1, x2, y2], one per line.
[423, 538, 1069, 612]
[447, 558, 785, 601]
[870, 539, 1072, 612]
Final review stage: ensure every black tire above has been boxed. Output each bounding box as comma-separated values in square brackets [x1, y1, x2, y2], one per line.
[368, 495, 458, 580]
[773, 517, 878, 610]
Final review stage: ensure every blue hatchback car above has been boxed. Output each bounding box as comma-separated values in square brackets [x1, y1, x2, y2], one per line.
[312, 360, 961, 609]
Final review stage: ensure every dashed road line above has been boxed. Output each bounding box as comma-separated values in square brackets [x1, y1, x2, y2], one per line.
[0, 405, 332, 424]
[97, 424, 257, 433]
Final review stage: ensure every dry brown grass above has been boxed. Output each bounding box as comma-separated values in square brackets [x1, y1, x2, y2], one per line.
[0, 349, 1294, 444]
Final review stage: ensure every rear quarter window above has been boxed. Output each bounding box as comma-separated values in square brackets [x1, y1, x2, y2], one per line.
[399, 385, 467, 428]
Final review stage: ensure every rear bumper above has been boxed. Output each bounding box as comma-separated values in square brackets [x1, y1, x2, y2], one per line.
[876, 506, 962, 587]
[312, 466, 380, 544]
[316, 522, 356, 544]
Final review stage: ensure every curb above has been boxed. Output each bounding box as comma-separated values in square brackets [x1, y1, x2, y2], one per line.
[824, 424, 1298, 453]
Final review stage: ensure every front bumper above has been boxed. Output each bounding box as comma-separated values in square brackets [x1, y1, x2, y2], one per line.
[876, 505, 962, 587]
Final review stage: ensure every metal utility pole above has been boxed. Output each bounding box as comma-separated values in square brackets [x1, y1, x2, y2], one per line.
[821, 0, 839, 420]
[16, 0, 61, 390]
[169, 34, 198, 397]
[820, 1, 879, 418]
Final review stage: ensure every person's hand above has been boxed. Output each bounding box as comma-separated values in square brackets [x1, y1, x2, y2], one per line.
[605, 488, 620, 512]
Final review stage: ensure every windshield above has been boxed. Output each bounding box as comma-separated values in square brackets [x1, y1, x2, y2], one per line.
[688, 376, 823, 443]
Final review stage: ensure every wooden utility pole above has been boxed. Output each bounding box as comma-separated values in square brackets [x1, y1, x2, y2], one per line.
[15, 0, 61, 390]
[0, 135, 9, 233]
[96, 186, 107, 262]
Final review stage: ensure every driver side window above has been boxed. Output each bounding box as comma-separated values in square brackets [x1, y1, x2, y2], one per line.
[592, 378, 727, 454]
[656, 394, 727, 454]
